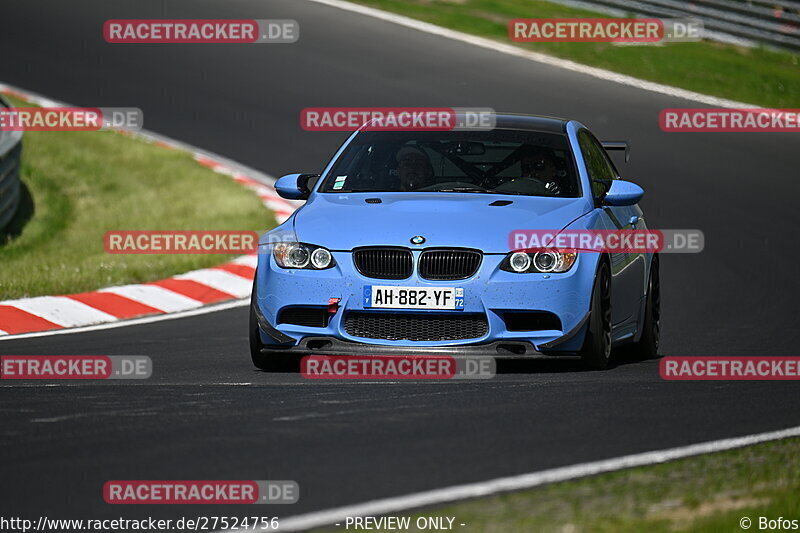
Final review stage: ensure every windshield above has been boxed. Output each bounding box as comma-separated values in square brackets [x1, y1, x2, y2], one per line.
[318, 129, 580, 197]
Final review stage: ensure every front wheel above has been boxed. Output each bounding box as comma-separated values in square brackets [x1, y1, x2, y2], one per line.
[249, 285, 296, 372]
[630, 256, 660, 360]
[580, 262, 612, 370]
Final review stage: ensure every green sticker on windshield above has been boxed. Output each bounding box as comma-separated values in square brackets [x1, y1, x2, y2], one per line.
[333, 175, 347, 190]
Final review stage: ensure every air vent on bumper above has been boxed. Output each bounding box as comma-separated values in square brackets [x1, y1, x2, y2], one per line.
[278, 307, 330, 328]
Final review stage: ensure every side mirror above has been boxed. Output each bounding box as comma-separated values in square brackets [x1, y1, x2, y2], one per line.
[275, 173, 317, 200]
[603, 179, 644, 206]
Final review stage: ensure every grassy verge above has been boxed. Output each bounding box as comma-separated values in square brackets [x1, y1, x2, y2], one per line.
[348, 0, 799, 107]
[0, 95, 273, 300]
[321, 437, 800, 532]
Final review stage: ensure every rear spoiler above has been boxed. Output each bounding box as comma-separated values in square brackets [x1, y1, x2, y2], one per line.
[601, 141, 630, 162]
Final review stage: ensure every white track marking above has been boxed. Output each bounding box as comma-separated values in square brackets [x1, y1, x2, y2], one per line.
[3, 296, 117, 327]
[175, 269, 252, 297]
[231, 255, 259, 268]
[236, 425, 800, 532]
[0, 299, 249, 342]
[98, 285, 203, 313]
[263, 198, 295, 213]
[305, 0, 755, 108]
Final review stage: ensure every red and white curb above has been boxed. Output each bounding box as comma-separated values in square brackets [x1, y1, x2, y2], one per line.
[0, 83, 300, 338]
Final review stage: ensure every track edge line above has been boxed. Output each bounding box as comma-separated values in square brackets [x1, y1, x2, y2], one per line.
[253, 424, 800, 532]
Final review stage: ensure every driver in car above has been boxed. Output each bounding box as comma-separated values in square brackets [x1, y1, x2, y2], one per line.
[520, 148, 563, 195]
[396, 145, 434, 191]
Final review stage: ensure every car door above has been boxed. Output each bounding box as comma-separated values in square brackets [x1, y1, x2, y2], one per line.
[577, 129, 645, 326]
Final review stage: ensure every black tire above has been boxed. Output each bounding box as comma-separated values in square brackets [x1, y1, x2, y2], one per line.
[630, 256, 660, 360]
[580, 261, 612, 370]
[249, 284, 296, 372]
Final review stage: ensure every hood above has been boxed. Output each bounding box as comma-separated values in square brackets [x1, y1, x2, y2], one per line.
[292, 193, 591, 253]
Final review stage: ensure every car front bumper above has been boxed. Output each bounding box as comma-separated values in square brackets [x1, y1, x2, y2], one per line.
[254, 249, 599, 354]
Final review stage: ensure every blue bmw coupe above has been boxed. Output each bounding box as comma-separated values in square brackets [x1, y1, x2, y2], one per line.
[250, 114, 659, 370]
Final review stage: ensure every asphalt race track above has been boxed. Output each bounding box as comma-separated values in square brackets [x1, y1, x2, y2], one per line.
[1, 0, 799, 525]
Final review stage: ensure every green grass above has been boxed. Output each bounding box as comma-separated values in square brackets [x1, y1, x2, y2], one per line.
[349, 0, 800, 107]
[321, 437, 800, 533]
[0, 95, 273, 300]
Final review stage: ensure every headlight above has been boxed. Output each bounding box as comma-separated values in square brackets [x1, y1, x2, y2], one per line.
[533, 251, 558, 272]
[509, 251, 531, 273]
[501, 249, 577, 273]
[273, 243, 335, 269]
[310, 247, 332, 269]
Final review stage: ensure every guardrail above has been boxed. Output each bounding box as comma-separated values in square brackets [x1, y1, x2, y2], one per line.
[0, 94, 23, 231]
[554, 0, 800, 51]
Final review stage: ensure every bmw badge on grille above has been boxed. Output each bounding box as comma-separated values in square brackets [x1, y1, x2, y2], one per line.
[411, 235, 426, 245]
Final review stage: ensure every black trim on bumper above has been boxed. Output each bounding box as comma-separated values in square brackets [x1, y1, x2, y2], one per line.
[253, 308, 589, 356]
[253, 301, 295, 345]
[258, 336, 552, 358]
[538, 311, 589, 349]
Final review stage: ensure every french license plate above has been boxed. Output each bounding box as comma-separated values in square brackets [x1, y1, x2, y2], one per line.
[363, 286, 464, 310]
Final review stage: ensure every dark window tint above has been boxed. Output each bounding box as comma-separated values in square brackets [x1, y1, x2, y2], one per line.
[318, 130, 581, 198]
[578, 130, 618, 200]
